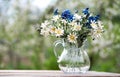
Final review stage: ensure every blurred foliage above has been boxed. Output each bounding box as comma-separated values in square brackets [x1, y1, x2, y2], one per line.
[0, 0, 120, 73]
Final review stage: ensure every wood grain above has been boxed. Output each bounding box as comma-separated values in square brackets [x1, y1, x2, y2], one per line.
[0, 70, 119, 77]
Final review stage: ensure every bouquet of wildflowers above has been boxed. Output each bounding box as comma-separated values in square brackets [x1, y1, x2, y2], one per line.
[35, 8, 104, 47]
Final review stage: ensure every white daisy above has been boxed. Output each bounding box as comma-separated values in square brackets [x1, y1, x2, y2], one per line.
[90, 21, 98, 29]
[67, 33, 77, 43]
[73, 25, 81, 31]
[52, 15, 60, 22]
[61, 19, 67, 24]
[55, 28, 64, 37]
[98, 21, 104, 29]
[40, 28, 50, 37]
[91, 28, 103, 39]
[50, 26, 56, 34]
[74, 14, 81, 20]
[41, 23, 46, 28]
[41, 20, 49, 28]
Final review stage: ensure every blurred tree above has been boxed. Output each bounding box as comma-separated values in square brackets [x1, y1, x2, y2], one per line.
[0, 0, 120, 73]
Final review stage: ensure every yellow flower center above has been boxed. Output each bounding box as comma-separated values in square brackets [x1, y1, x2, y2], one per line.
[96, 29, 102, 33]
[51, 27, 56, 32]
[69, 35, 76, 40]
[91, 23, 96, 27]
[76, 26, 81, 30]
[56, 29, 62, 34]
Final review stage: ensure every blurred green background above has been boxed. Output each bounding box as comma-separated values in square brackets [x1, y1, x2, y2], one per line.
[0, 0, 120, 73]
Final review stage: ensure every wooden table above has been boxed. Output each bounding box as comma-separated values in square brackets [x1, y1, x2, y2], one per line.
[0, 70, 120, 77]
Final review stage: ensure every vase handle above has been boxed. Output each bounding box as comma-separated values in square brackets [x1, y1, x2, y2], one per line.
[54, 40, 64, 58]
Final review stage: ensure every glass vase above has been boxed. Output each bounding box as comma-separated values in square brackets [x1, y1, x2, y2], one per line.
[54, 39, 90, 73]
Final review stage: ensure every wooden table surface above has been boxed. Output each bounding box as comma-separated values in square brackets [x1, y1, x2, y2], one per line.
[0, 70, 120, 77]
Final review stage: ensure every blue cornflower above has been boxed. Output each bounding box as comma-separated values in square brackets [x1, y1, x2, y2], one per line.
[61, 9, 74, 22]
[54, 9, 59, 15]
[94, 15, 100, 21]
[88, 16, 95, 23]
[88, 15, 100, 23]
[82, 8, 89, 15]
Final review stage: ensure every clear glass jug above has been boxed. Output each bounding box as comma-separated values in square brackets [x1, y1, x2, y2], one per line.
[54, 39, 90, 73]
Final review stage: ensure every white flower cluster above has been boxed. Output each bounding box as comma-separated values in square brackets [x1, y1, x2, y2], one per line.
[36, 9, 104, 45]
[39, 14, 83, 43]
[90, 21, 104, 39]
